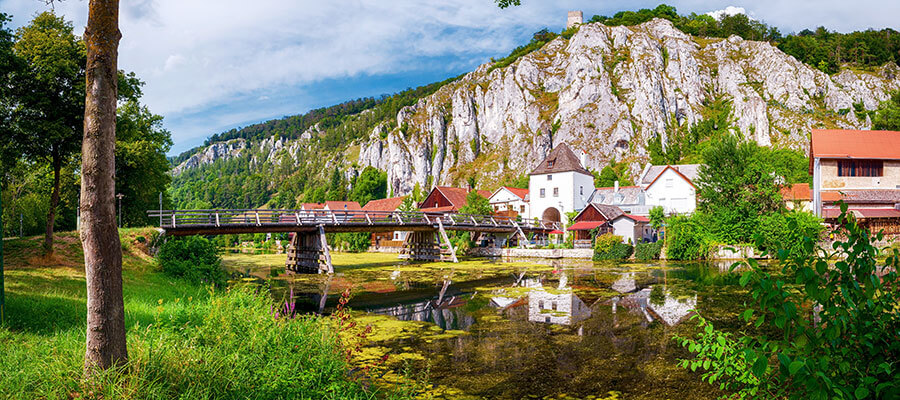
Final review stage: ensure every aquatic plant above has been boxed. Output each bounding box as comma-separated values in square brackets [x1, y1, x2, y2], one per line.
[675, 203, 900, 399]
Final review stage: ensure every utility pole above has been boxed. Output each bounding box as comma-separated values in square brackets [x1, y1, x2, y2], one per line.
[116, 193, 124, 228]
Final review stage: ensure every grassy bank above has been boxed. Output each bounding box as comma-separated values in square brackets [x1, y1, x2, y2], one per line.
[0, 229, 381, 399]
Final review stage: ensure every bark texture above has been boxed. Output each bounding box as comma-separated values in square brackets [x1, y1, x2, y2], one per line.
[81, 0, 126, 370]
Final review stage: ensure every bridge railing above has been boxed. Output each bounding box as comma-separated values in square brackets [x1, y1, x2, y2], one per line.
[147, 209, 560, 231]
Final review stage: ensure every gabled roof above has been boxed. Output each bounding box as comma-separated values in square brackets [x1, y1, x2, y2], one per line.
[530, 143, 592, 176]
[640, 164, 700, 187]
[644, 165, 697, 189]
[810, 129, 900, 162]
[490, 186, 529, 201]
[324, 201, 362, 211]
[420, 186, 492, 211]
[614, 214, 650, 223]
[780, 183, 811, 201]
[573, 203, 625, 222]
[362, 196, 406, 212]
[301, 203, 325, 210]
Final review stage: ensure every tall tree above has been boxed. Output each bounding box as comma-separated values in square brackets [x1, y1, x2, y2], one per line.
[872, 91, 900, 130]
[81, 0, 127, 370]
[0, 13, 17, 324]
[349, 166, 387, 206]
[12, 12, 86, 252]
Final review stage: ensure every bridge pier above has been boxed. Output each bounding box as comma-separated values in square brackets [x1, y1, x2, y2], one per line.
[286, 228, 333, 274]
[400, 230, 457, 262]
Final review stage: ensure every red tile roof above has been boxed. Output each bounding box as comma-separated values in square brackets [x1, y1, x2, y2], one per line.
[820, 189, 900, 204]
[362, 196, 406, 212]
[810, 129, 900, 172]
[301, 203, 324, 210]
[569, 221, 608, 230]
[618, 214, 650, 222]
[324, 201, 362, 211]
[423, 186, 492, 210]
[781, 183, 811, 201]
[501, 186, 529, 200]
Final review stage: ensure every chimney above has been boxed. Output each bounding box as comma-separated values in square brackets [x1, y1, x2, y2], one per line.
[614, 180, 619, 193]
[579, 151, 587, 168]
[567, 11, 583, 29]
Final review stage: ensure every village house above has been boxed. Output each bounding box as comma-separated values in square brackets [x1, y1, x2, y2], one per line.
[419, 186, 492, 214]
[529, 143, 595, 226]
[361, 196, 408, 248]
[810, 129, 900, 236]
[488, 186, 529, 219]
[781, 183, 813, 212]
[586, 182, 649, 215]
[568, 203, 654, 246]
[638, 163, 700, 215]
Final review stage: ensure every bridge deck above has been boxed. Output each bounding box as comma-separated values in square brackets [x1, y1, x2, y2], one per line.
[148, 209, 559, 236]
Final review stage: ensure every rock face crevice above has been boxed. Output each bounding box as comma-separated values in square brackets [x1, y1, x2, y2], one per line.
[176, 18, 899, 198]
[359, 18, 898, 193]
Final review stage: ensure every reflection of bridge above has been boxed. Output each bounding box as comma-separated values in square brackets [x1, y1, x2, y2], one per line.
[148, 209, 561, 274]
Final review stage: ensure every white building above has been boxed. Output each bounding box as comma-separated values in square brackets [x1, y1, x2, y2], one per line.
[639, 164, 700, 215]
[529, 143, 595, 225]
[610, 213, 654, 244]
[488, 186, 530, 218]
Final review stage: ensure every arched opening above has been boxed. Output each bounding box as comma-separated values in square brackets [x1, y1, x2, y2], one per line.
[542, 207, 561, 223]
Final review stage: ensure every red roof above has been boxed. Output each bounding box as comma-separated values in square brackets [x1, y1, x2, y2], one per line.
[823, 208, 900, 219]
[781, 183, 811, 201]
[810, 129, 900, 173]
[301, 203, 324, 210]
[362, 196, 406, 212]
[420, 206, 456, 213]
[324, 201, 362, 211]
[569, 221, 608, 230]
[549, 230, 565, 235]
[420, 186, 492, 211]
[618, 214, 650, 222]
[501, 186, 529, 200]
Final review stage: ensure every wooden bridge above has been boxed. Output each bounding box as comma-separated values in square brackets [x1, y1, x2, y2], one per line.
[148, 209, 560, 274]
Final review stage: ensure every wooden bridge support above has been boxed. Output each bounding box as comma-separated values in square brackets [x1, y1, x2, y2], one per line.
[285, 228, 334, 274]
[399, 230, 458, 262]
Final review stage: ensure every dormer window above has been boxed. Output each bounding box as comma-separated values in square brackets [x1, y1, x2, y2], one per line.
[548, 159, 555, 168]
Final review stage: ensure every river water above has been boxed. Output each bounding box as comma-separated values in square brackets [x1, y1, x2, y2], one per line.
[224, 251, 749, 399]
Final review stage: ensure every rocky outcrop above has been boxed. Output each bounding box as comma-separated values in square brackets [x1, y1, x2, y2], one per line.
[359, 18, 899, 194]
[172, 139, 247, 175]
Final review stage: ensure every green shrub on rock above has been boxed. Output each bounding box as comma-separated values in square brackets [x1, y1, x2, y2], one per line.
[593, 233, 634, 260]
[635, 240, 664, 260]
[665, 214, 712, 260]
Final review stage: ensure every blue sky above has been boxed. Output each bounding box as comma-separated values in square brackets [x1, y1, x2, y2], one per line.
[2, 0, 898, 155]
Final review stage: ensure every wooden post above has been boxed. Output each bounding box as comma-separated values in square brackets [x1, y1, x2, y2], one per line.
[513, 221, 528, 249]
[318, 225, 333, 274]
[437, 218, 458, 263]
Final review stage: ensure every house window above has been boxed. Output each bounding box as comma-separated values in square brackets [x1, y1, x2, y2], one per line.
[551, 301, 557, 310]
[548, 160, 555, 168]
[553, 188, 559, 197]
[547, 174, 552, 181]
[520, 205, 525, 213]
[538, 300, 544, 309]
[580, 186, 583, 195]
[540, 188, 546, 198]
[545, 316, 551, 323]
[838, 160, 883, 177]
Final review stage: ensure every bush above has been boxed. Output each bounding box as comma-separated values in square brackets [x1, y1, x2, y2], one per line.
[593, 234, 633, 260]
[635, 240, 664, 260]
[157, 236, 226, 285]
[665, 214, 712, 260]
[754, 211, 823, 257]
[331, 232, 371, 253]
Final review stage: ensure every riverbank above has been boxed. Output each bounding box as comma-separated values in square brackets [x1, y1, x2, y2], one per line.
[0, 230, 387, 399]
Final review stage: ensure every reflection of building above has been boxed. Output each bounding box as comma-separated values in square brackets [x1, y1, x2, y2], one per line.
[365, 296, 475, 331]
[612, 286, 696, 326]
[611, 273, 637, 294]
[528, 288, 592, 325]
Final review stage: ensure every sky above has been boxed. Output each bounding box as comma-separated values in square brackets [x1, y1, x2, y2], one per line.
[2, 0, 898, 156]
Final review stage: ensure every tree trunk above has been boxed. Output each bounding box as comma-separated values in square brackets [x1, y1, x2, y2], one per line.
[44, 149, 61, 253]
[81, 0, 126, 371]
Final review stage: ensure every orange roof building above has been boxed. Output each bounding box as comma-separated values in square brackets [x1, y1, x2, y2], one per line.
[810, 129, 900, 218]
[361, 196, 406, 212]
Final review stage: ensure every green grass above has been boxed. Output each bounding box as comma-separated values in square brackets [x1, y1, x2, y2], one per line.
[0, 230, 386, 399]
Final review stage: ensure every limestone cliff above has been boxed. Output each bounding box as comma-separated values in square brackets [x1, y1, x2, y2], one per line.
[174, 18, 899, 198]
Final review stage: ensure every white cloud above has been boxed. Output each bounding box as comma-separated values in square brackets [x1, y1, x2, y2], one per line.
[706, 6, 747, 20]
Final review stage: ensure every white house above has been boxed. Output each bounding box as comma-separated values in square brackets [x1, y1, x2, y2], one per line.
[488, 186, 529, 218]
[587, 182, 651, 215]
[639, 164, 700, 215]
[529, 143, 595, 225]
[610, 213, 654, 244]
